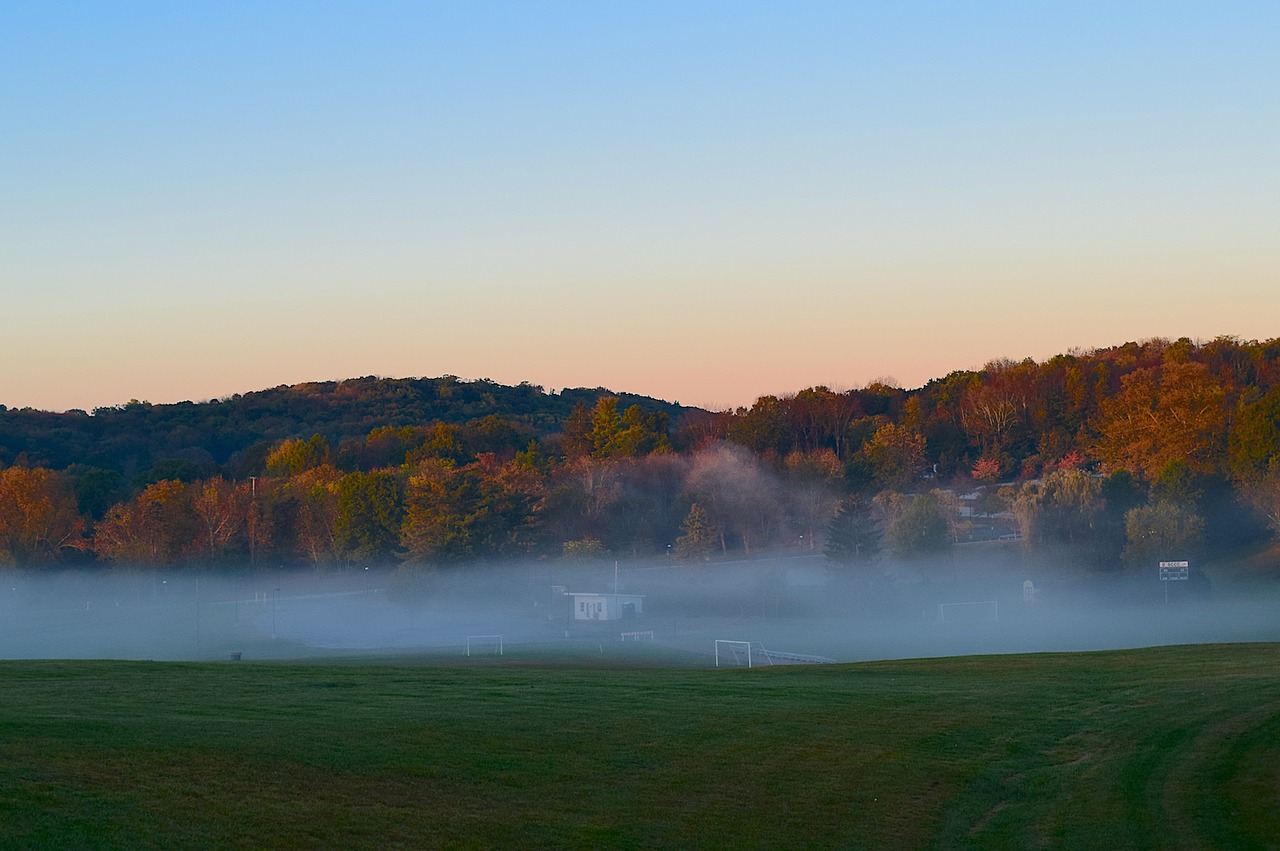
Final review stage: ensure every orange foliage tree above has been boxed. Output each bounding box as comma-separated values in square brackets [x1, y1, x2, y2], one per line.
[0, 467, 88, 564]
[93, 480, 195, 564]
[1092, 362, 1228, 479]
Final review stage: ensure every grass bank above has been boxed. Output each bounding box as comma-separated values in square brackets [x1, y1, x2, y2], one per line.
[2, 643, 1277, 849]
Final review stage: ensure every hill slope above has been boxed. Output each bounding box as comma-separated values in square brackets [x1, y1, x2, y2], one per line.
[0, 375, 693, 472]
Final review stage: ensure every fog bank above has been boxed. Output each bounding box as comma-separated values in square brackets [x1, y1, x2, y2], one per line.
[1, 556, 1277, 663]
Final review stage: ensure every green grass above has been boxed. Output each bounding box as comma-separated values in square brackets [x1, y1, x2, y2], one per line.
[2, 644, 1278, 849]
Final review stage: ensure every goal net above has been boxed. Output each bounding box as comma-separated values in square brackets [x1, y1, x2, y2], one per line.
[715, 640, 774, 668]
[936, 600, 998, 625]
[465, 634, 504, 656]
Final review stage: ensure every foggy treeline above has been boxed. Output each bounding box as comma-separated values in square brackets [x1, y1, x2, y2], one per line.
[2, 335, 1280, 572]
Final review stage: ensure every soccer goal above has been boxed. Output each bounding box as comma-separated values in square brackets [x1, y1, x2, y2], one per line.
[715, 640, 752, 667]
[620, 630, 654, 641]
[714, 640, 776, 668]
[935, 600, 998, 625]
[465, 634, 504, 656]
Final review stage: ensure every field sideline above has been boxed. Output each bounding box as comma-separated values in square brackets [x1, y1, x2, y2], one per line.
[2, 643, 1277, 849]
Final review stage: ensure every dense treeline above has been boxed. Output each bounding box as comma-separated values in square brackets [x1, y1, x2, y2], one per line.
[0, 375, 689, 480]
[2, 336, 1280, 572]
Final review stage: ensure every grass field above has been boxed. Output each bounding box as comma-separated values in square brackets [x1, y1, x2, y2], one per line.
[2, 643, 1278, 849]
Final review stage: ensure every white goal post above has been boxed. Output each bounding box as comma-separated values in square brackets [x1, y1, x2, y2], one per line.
[715, 640, 760, 668]
[465, 634, 504, 656]
[936, 600, 998, 625]
[714, 640, 833, 667]
[715, 639, 751, 667]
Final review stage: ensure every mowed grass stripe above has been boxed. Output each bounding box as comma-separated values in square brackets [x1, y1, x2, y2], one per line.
[1, 644, 1277, 849]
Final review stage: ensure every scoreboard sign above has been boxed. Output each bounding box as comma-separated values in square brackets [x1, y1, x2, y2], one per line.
[1159, 561, 1189, 580]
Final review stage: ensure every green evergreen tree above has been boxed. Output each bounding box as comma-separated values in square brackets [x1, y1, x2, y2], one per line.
[1151, 459, 1202, 509]
[825, 496, 882, 564]
[674, 502, 716, 559]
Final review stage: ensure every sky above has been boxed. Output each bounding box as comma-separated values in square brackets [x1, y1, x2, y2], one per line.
[3, 1, 1278, 413]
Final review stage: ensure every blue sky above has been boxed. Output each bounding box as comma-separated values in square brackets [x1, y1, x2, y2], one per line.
[3, 2, 1278, 411]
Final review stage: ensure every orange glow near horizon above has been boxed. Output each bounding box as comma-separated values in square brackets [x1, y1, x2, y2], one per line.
[4, 6, 1278, 413]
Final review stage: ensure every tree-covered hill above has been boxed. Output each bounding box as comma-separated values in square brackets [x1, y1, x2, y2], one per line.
[0, 376, 694, 477]
[3, 336, 1280, 571]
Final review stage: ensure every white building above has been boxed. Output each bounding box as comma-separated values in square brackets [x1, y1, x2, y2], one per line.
[566, 592, 644, 621]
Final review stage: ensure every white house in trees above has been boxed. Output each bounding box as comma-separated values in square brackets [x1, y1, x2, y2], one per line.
[566, 592, 644, 621]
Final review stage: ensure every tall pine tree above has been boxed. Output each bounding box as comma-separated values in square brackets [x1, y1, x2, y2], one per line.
[675, 502, 717, 558]
[825, 496, 882, 564]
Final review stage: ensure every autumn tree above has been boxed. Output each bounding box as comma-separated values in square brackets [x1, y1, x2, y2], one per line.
[884, 493, 951, 558]
[265, 435, 332, 477]
[684, 443, 783, 556]
[562, 537, 609, 560]
[550, 456, 623, 545]
[971, 456, 1002, 482]
[349, 425, 420, 470]
[466, 453, 543, 557]
[188, 476, 246, 561]
[400, 459, 475, 561]
[590, 397, 624, 456]
[244, 478, 274, 566]
[1093, 362, 1228, 479]
[404, 423, 468, 467]
[401, 455, 541, 563]
[863, 422, 927, 491]
[728, 395, 793, 457]
[618, 404, 671, 456]
[583, 397, 670, 459]
[1123, 501, 1205, 568]
[1008, 469, 1104, 549]
[915, 375, 974, 478]
[960, 360, 1033, 464]
[0, 467, 88, 564]
[93, 480, 195, 565]
[283, 465, 342, 565]
[786, 387, 862, 458]
[784, 449, 843, 551]
[559, 401, 595, 460]
[464, 415, 535, 457]
[334, 471, 403, 563]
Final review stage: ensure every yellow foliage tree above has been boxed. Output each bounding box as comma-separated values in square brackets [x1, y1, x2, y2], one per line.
[1093, 362, 1227, 479]
[0, 467, 87, 564]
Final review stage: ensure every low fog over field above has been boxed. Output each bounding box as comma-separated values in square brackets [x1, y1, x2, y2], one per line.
[3, 547, 1279, 664]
